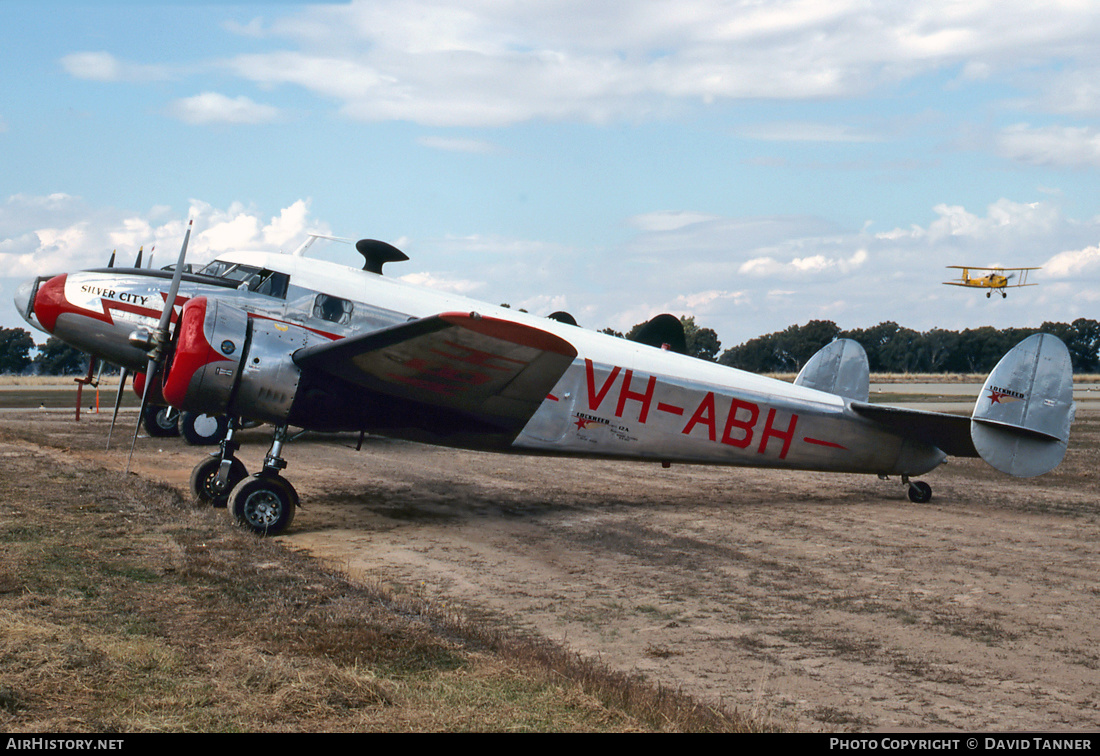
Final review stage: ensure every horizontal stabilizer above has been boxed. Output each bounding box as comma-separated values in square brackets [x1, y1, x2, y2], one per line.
[294, 312, 578, 433]
[970, 333, 1075, 477]
[795, 338, 869, 402]
[851, 402, 977, 458]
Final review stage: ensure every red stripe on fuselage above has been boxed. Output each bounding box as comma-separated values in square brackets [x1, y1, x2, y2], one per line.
[803, 437, 847, 450]
[33, 273, 186, 333]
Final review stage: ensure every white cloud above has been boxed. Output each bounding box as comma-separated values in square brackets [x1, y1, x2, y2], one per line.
[0, 196, 324, 278]
[738, 248, 868, 277]
[263, 200, 314, 248]
[194, 0, 1100, 127]
[60, 51, 168, 82]
[50, 3, 1100, 133]
[398, 271, 484, 295]
[734, 122, 882, 143]
[627, 211, 722, 232]
[167, 92, 281, 125]
[1043, 245, 1100, 279]
[996, 123, 1100, 168]
[416, 136, 497, 153]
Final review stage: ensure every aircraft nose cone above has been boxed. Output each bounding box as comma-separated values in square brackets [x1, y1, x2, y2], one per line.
[29, 274, 68, 334]
[13, 278, 41, 331]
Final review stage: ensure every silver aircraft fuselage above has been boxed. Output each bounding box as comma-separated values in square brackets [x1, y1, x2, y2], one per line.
[16, 249, 946, 477]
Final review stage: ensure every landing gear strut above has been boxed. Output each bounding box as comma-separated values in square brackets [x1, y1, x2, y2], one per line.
[189, 418, 247, 507]
[227, 424, 298, 536]
[902, 475, 933, 503]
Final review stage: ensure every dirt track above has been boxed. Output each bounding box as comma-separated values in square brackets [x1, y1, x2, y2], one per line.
[5, 408, 1100, 731]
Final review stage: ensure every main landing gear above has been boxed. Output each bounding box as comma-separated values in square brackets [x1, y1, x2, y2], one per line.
[189, 422, 298, 536]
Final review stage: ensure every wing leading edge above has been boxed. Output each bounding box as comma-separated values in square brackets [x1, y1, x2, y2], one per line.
[294, 312, 578, 434]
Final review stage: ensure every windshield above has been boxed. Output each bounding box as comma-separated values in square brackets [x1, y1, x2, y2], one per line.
[196, 261, 260, 282]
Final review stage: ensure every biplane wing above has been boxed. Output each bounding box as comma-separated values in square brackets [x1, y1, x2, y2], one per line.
[943, 265, 1041, 290]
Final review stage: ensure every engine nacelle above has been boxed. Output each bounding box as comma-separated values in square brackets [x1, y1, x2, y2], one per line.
[161, 297, 326, 424]
[162, 297, 248, 416]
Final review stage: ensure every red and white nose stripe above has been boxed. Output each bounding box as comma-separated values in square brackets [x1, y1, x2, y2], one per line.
[31, 274, 69, 334]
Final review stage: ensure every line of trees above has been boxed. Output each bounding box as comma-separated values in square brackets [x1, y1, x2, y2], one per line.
[0, 328, 90, 375]
[717, 319, 1100, 374]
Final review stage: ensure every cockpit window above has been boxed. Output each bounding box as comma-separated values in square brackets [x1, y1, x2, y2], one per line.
[314, 293, 353, 325]
[196, 261, 254, 280]
[195, 262, 289, 299]
[249, 270, 289, 298]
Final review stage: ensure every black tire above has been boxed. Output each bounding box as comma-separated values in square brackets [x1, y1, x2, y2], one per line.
[907, 481, 933, 504]
[142, 405, 179, 438]
[179, 411, 229, 446]
[190, 455, 247, 508]
[229, 474, 297, 536]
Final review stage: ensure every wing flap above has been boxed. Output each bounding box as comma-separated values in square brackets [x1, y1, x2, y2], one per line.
[294, 312, 577, 432]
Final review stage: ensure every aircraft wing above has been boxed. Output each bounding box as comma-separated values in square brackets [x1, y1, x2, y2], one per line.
[293, 312, 578, 433]
[849, 402, 979, 458]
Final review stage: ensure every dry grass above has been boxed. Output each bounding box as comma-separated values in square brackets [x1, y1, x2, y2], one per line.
[0, 429, 760, 733]
[0, 375, 124, 387]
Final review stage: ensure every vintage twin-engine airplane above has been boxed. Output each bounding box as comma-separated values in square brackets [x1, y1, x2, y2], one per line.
[943, 266, 1040, 298]
[14, 231, 1076, 536]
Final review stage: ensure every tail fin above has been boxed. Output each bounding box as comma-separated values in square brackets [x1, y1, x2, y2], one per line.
[795, 338, 870, 402]
[971, 333, 1075, 477]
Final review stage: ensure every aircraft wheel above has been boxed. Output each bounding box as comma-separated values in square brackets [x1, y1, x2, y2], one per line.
[229, 474, 297, 536]
[142, 405, 180, 438]
[180, 411, 229, 446]
[190, 455, 247, 508]
[907, 481, 932, 504]
[986, 292, 991, 298]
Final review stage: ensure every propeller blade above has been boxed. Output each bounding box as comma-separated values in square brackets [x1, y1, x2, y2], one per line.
[126, 220, 192, 473]
[106, 367, 129, 451]
[107, 250, 116, 268]
[147, 245, 155, 269]
[134, 246, 143, 268]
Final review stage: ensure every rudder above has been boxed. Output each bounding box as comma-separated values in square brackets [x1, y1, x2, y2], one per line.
[971, 333, 1075, 477]
[794, 338, 870, 402]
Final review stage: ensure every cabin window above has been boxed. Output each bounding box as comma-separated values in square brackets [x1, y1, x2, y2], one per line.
[314, 294, 353, 325]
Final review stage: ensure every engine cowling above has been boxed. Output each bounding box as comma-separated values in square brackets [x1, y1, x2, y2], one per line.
[161, 296, 247, 415]
[160, 297, 325, 424]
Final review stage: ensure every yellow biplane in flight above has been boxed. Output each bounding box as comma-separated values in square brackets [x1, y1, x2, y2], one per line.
[943, 266, 1040, 298]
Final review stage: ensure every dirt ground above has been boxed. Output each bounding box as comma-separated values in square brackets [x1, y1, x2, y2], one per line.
[3, 407, 1099, 732]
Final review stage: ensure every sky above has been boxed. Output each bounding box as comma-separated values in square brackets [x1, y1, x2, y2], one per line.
[4, 0, 1100, 351]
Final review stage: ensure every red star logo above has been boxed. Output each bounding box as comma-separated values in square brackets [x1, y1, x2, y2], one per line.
[574, 417, 592, 430]
[987, 388, 1021, 404]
